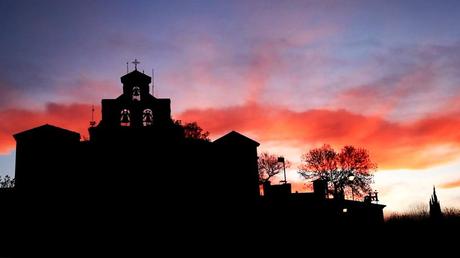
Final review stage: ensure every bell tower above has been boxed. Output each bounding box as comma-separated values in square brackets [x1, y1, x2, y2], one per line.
[121, 59, 151, 101]
[89, 59, 179, 142]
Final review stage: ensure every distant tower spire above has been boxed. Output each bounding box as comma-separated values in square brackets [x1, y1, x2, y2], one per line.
[429, 186, 442, 220]
[126, 62, 129, 74]
[132, 59, 140, 71]
[89, 105, 96, 127]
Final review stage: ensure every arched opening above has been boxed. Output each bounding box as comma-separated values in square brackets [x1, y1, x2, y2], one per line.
[132, 86, 141, 101]
[120, 109, 131, 126]
[143, 109, 153, 126]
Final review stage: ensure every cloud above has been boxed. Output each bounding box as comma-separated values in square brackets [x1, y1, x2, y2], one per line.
[440, 179, 460, 189]
[0, 103, 97, 153]
[0, 63, 53, 109]
[0, 81, 22, 108]
[158, 25, 338, 112]
[334, 65, 438, 118]
[177, 102, 460, 169]
[2, 98, 458, 170]
[55, 77, 119, 103]
[330, 41, 460, 122]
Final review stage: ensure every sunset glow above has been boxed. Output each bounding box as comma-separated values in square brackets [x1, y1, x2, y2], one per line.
[1, 0, 460, 213]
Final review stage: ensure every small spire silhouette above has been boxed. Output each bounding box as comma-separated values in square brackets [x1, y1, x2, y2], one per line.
[429, 186, 442, 220]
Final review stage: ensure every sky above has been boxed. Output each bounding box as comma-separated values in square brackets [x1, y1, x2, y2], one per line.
[1, 0, 460, 214]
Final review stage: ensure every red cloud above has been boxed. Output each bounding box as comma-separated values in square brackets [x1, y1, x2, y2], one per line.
[3, 100, 460, 170]
[0, 103, 98, 153]
[178, 102, 460, 169]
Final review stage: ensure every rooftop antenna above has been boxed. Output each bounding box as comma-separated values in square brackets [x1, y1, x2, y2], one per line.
[152, 68, 155, 96]
[89, 105, 96, 127]
[126, 62, 129, 74]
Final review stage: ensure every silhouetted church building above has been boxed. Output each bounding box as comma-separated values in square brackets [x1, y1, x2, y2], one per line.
[13, 64, 261, 210]
[3, 62, 384, 245]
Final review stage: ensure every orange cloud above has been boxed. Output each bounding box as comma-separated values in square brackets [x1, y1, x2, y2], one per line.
[440, 179, 460, 189]
[0, 103, 98, 153]
[3, 99, 460, 171]
[178, 102, 460, 169]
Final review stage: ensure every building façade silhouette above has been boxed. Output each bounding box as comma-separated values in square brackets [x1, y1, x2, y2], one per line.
[0, 62, 385, 254]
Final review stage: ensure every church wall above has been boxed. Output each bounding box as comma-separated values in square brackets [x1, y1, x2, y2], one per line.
[14, 128, 81, 194]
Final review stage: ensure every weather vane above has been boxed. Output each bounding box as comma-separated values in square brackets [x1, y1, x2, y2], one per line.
[132, 59, 140, 70]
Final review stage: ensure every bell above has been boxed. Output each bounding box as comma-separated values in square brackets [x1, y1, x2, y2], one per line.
[121, 114, 130, 123]
[132, 86, 141, 101]
[144, 114, 152, 123]
[132, 86, 140, 96]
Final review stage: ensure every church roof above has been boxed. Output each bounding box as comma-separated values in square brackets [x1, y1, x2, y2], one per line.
[13, 124, 80, 141]
[213, 131, 260, 147]
[120, 70, 151, 84]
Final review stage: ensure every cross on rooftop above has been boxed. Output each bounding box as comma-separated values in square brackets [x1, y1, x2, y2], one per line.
[132, 59, 140, 70]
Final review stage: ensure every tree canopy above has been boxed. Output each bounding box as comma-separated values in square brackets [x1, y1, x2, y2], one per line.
[299, 144, 375, 199]
[175, 120, 210, 141]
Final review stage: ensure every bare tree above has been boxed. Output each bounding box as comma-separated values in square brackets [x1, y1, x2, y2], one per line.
[299, 144, 375, 199]
[258, 152, 291, 184]
[0, 175, 15, 188]
[337, 145, 375, 198]
[299, 144, 338, 181]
